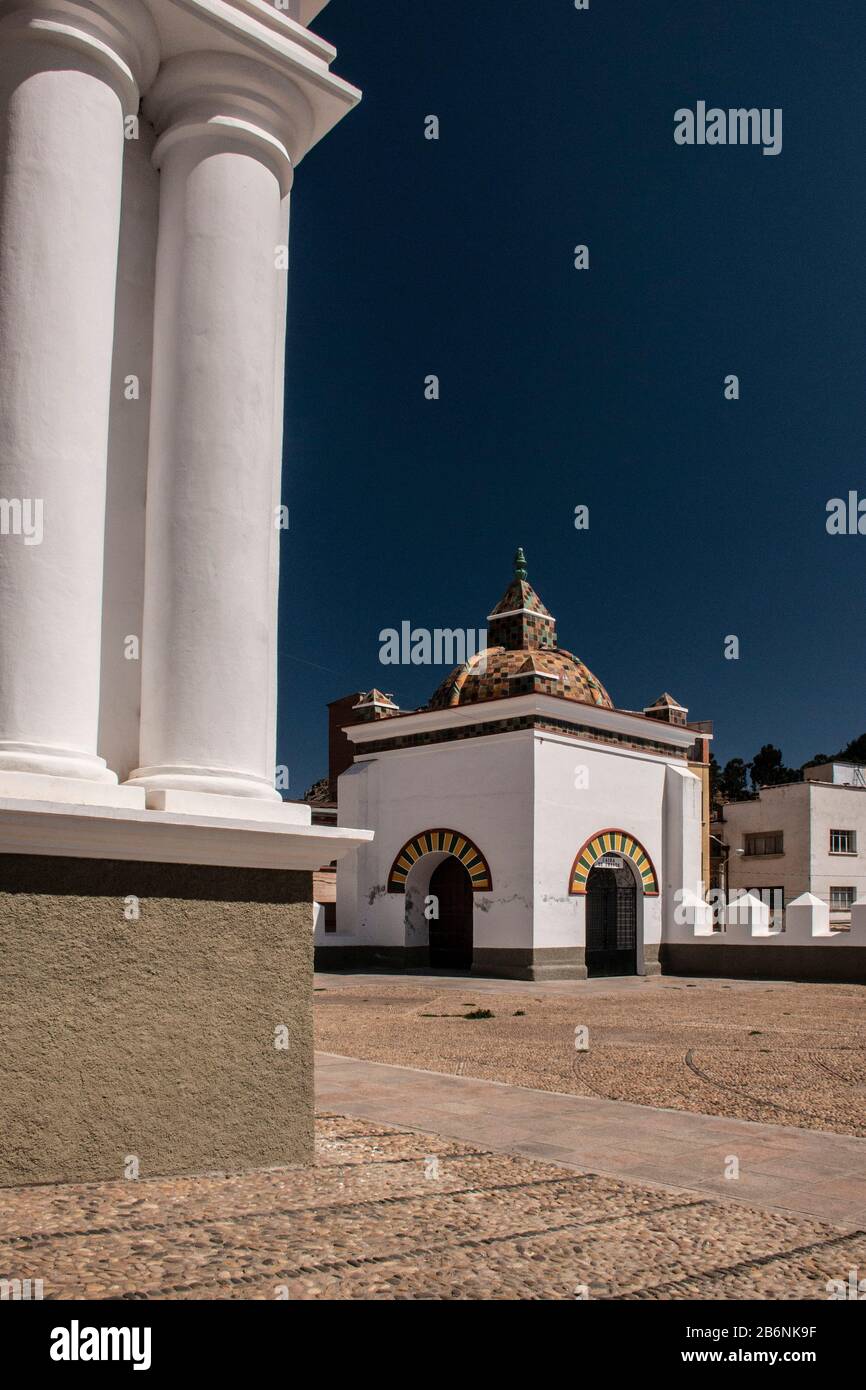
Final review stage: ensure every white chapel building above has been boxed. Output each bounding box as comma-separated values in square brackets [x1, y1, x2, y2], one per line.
[323, 551, 710, 980]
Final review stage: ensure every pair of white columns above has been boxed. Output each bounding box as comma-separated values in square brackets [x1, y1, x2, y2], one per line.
[0, 1, 317, 804]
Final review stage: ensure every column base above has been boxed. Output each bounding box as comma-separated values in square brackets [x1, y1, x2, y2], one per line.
[0, 769, 143, 809]
[145, 788, 310, 824]
[126, 763, 283, 801]
[0, 742, 118, 784]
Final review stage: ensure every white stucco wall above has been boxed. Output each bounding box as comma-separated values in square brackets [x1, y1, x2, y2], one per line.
[806, 784, 866, 912]
[334, 732, 536, 952]
[334, 726, 702, 961]
[800, 783, 861, 911]
[662, 762, 704, 941]
[533, 733, 683, 955]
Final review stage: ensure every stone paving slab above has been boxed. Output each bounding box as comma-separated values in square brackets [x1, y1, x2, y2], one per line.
[2, 1115, 865, 1300]
[316, 1053, 866, 1228]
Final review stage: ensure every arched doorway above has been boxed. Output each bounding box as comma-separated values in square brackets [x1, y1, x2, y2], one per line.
[428, 856, 474, 969]
[586, 860, 637, 977]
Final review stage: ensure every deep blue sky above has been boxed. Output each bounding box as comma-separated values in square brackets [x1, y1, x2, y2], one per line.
[278, 0, 866, 797]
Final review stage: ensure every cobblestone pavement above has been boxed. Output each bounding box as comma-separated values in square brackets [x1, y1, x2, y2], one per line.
[314, 976, 866, 1136]
[1, 1116, 864, 1300]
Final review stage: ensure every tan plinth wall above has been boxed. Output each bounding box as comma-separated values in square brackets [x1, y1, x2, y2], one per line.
[0, 855, 313, 1186]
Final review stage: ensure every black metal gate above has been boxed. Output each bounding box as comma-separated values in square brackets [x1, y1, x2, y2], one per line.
[586, 863, 637, 977]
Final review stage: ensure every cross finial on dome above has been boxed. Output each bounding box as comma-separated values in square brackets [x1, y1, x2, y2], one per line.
[514, 546, 528, 580]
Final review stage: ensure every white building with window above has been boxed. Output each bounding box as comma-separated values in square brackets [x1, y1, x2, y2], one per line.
[718, 764, 866, 928]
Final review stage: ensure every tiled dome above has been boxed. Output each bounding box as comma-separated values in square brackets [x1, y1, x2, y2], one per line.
[428, 549, 613, 711]
[429, 646, 613, 710]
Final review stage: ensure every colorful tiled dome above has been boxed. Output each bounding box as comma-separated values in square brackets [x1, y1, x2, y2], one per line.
[428, 549, 613, 711]
[429, 646, 613, 709]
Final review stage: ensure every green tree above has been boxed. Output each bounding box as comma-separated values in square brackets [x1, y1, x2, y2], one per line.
[719, 757, 750, 801]
[837, 732, 866, 763]
[749, 744, 800, 789]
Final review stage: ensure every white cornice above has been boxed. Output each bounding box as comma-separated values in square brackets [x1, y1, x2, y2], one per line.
[142, 0, 360, 158]
[185, 1, 337, 63]
[344, 693, 699, 751]
[0, 798, 373, 870]
[0, 3, 359, 156]
[149, 0, 336, 68]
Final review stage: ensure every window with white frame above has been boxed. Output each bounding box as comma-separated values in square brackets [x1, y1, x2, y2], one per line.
[830, 829, 857, 855]
[829, 886, 856, 911]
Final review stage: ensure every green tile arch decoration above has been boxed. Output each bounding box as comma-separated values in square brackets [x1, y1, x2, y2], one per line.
[387, 829, 493, 893]
[569, 829, 659, 896]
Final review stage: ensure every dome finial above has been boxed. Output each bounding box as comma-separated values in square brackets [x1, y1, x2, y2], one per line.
[514, 546, 528, 581]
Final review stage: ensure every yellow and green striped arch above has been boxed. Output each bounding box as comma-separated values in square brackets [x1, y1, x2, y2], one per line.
[387, 829, 492, 893]
[569, 829, 659, 896]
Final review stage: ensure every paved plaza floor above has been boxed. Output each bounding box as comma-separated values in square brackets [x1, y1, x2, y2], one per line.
[314, 972, 866, 1135]
[2, 1113, 864, 1300]
[2, 973, 863, 1300]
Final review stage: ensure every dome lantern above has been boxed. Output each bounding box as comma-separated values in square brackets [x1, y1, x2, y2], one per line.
[487, 547, 557, 653]
[428, 550, 613, 711]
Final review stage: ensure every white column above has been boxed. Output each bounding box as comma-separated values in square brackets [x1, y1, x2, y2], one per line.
[0, 0, 158, 790]
[128, 55, 315, 805]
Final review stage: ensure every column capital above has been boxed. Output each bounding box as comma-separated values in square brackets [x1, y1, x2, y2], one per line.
[145, 35, 358, 181]
[0, 0, 160, 111]
[146, 51, 314, 197]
